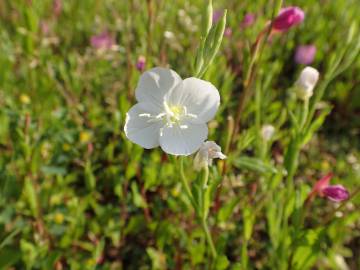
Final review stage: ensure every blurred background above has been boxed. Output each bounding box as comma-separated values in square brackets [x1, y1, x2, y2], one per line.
[0, 0, 359, 269]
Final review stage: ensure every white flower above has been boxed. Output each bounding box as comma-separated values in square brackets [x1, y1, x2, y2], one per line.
[261, 124, 275, 141]
[193, 141, 226, 171]
[124, 67, 220, 156]
[294, 66, 319, 101]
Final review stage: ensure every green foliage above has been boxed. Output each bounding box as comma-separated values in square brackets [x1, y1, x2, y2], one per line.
[0, 0, 359, 269]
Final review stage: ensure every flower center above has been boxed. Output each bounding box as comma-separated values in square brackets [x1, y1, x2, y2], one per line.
[138, 101, 198, 129]
[167, 105, 185, 123]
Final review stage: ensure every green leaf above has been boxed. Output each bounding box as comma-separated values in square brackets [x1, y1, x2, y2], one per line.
[199, 10, 227, 77]
[215, 254, 230, 270]
[302, 106, 331, 145]
[0, 247, 21, 268]
[233, 157, 278, 174]
[287, 106, 300, 133]
[41, 166, 67, 176]
[0, 228, 21, 249]
[292, 229, 326, 270]
[217, 197, 240, 222]
[146, 247, 167, 270]
[131, 182, 147, 209]
[201, 0, 213, 36]
[42, 252, 61, 269]
[24, 177, 38, 217]
[84, 160, 96, 190]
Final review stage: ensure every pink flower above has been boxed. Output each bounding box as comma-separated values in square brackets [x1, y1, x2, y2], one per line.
[136, 55, 146, 72]
[295, 45, 316, 65]
[273, 7, 305, 31]
[53, 0, 62, 17]
[90, 32, 115, 50]
[213, 10, 223, 23]
[308, 173, 349, 202]
[40, 21, 50, 35]
[224, 27, 232, 38]
[241, 13, 256, 28]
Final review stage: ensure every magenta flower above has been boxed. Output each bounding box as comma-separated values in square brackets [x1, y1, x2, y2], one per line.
[213, 10, 223, 23]
[308, 173, 349, 202]
[295, 45, 316, 65]
[322, 185, 349, 202]
[90, 32, 115, 50]
[273, 7, 305, 32]
[136, 55, 146, 72]
[241, 13, 256, 28]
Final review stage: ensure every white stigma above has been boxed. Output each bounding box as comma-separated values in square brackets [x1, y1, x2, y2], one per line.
[138, 100, 198, 128]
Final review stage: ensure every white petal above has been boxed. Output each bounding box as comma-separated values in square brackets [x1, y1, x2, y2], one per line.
[159, 122, 208, 156]
[166, 77, 220, 122]
[295, 66, 319, 100]
[124, 102, 163, 149]
[298, 66, 319, 87]
[135, 67, 182, 108]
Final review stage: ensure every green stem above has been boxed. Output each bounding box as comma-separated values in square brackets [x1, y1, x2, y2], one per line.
[201, 166, 217, 259]
[179, 157, 197, 210]
[241, 238, 248, 269]
[300, 98, 309, 130]
[179, 158, 217, 260]
[202, 218, 218, 259]
[231, 1, 278, 145]
[281, 138, 301, 267]
[284, 139, 300, 193]
[202, 166, 210, 189]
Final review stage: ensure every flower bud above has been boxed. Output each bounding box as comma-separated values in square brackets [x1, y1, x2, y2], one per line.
[273, 7, 304, 32]
[308, 173, 350, 203]
[322, 185, 349, 202]
[295, 66, 319, 101]
[261, 124, 275, 141]
[193, 141, 226, 171]
[136, 55, 146, 72]
[295, 45, 316, 65]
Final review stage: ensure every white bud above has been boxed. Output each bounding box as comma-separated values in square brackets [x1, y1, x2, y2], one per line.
[164, 31, 175, 39]
[261, 124, 275, 141]
[294, 66, 319, 101]
[193, 141, 226, 171]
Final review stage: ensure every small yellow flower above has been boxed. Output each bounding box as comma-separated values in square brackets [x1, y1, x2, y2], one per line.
[50, 194, 62, 206]
[54, 213, 64, 224]
[40, 142, 51, 159]
[62, 143, 71, 152]
[20, 94, 31, 105]
[86, 258, 96, 266]
[171, 185, 181, 197]
[321, 160, 330, 171]
[79, 131, 92, 143]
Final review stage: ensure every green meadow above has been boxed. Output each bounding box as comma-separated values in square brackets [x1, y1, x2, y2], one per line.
[0, 0, 359, 269]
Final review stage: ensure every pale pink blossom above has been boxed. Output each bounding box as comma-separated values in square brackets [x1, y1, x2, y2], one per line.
[90, 32, 115, 50]
[295, 45, 316, 65]
[241, 13, 256, 28]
